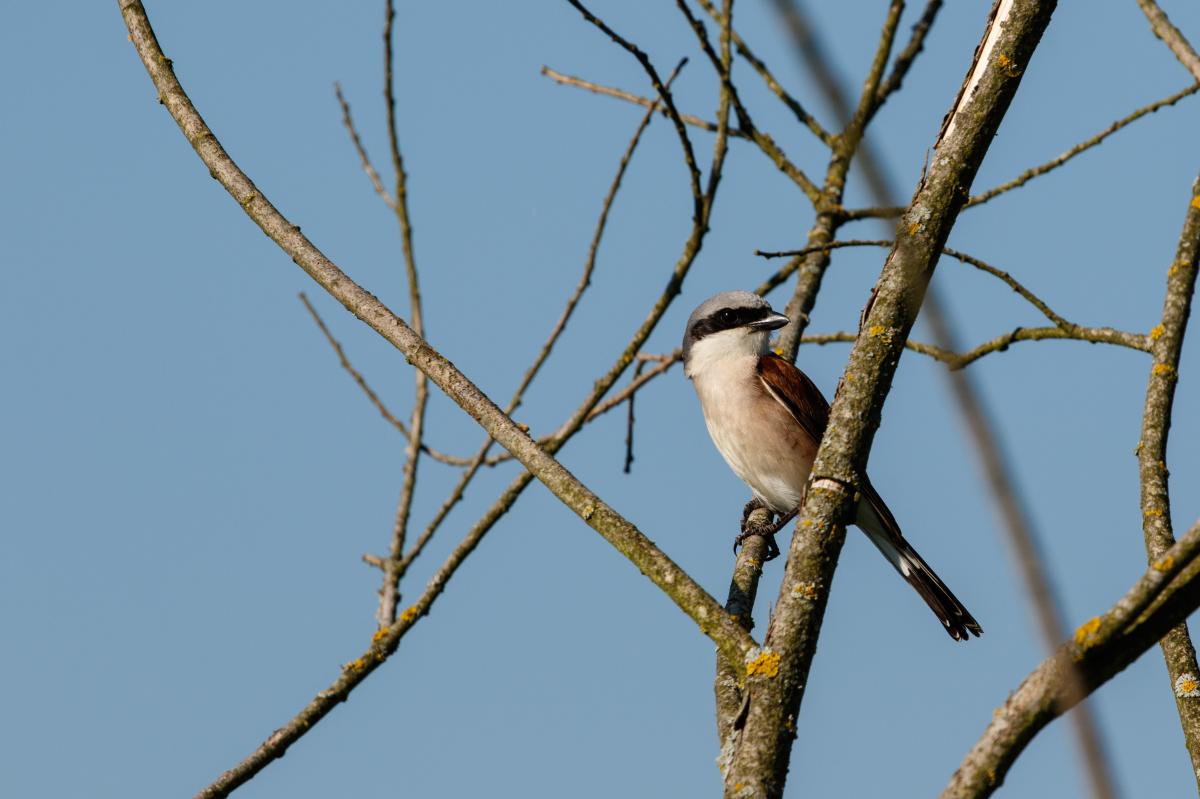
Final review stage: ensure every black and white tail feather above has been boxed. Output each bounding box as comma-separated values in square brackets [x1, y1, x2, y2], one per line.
[857, 479, 983, 641]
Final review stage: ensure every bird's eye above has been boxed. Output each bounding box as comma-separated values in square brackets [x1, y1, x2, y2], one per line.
[718, 308, 735, 324]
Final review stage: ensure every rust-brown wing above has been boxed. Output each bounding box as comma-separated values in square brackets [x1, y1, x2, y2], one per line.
[756, 353, 830, 444]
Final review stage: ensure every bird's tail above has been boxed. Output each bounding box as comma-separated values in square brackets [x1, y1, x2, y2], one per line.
[856, 482, 983, 641]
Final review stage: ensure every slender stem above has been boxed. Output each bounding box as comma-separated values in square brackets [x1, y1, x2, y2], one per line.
[1136, 174, 1200, 789]
[875, 0, 944, 105]
[378, 0, 429, 625]
[840, 82, 1200, 220]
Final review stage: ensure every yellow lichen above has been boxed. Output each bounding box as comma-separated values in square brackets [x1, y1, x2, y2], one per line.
[996, 53, 1021, 76]
[1176, 673, 1200, 697]
[343, 658, 367, 672]
[1153, 554, 1176, 572]
[399, 606, 419, 623]
[907, 221, 920, 236]
[1150, 324, 1166, 341]
[745, 648, 781, 679]
[1192, 195, 1200, 210]
[1074, 617, 1102, 647]
[1145, 507, 1165, 519]
[1153, 362, 1174, 377]
[372, 627, 388, 644]
[791, 581, 820, 601]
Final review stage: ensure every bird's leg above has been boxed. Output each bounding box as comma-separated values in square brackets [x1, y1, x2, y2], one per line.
[735, 498, 782, 561]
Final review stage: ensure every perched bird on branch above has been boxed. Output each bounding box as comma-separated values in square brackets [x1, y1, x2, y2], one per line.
[683, 291, 982, 641]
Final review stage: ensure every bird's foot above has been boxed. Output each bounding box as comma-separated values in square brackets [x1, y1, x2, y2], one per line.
[735, 499, 784, 561]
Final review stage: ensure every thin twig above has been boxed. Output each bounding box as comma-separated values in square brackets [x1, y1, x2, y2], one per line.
[377, 0, 431, 626]
[298, 293, 474, 466]
[793, 325, 1147, 370]
[875, 0, 944, 105]
[333, 83, 396, 210]
[541, 66, 748, 139]
[693, 0, 833, 146]
[759, 239, 1140, 346]
[565, 0, 704, 214]
[623, 360, 645, 473]
[675, 0, 821, 203]
[840, 82, 1200, 220]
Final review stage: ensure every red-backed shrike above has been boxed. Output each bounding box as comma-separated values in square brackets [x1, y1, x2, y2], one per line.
[683, 291, 982, 641]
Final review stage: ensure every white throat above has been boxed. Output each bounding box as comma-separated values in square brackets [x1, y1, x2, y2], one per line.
[684, 328, 770, 379]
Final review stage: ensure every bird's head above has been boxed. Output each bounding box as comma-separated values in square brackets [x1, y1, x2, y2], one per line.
[682, 291, 789, 378]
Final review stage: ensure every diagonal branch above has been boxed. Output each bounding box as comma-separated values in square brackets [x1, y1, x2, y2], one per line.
[1136, 0, 1200, 83]
[840, 82, 1200, 220]
[333, 83, 395, 210]
[942, 518, 1200, 799]
[390, 63, 685, 579]
[722, 4, 1059, 796]
[118, 0, 755, 682]
[120, 3, 759, 795]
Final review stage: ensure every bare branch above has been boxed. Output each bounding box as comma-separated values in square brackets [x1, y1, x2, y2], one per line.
[376, 0, 431, 625]
[769, 0, 905, 361]
[298, 293, 474, 466]
[759, 239, 1145, 350]
[723, 4, 1059, 794]
[564, 0, 704, 213]
[840, 82, 1200, 220]
[119, 0, 756, 699]
[942, 518, 1200, 799]
[1136, 174, 1200, 787]
[675, 0, 821, 203]
[969, 82, 1200, 208]
[333, 83, 396, 210]
[396, 63, 682, 573]
[541, 65, 749, 140]
[1136, 0, 1200, 83]
[875, 0, 945, 105]
[692, 0, 834, 146]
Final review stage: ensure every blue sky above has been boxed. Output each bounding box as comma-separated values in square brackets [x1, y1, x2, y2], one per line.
[4, 2, 1200, 797]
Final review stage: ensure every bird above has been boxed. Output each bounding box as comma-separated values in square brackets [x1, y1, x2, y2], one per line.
[682, 290, 982, 641]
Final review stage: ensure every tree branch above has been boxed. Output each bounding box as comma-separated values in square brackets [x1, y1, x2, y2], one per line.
[693, 0, 833, 146]
[118, 0, 755, 701]
[378, 0, 430, 625]
[875, 0, 945, 106]
[722, 3, 1059, 795]
[1136, 173, 1200, 789]
[942, 518, 1200, 798]
[1136, 0, 1200, 83]
[758, 239, 1150, 359]
[840, 82, 1200, 220]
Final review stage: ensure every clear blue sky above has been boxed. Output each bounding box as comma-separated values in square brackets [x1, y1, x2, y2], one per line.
[4, 2, 1200, 797]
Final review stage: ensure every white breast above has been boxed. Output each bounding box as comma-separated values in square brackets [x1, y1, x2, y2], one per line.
[686, 338, 814, 513]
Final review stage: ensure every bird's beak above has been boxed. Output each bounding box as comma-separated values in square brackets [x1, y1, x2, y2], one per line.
[750, 311, 789, 331]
